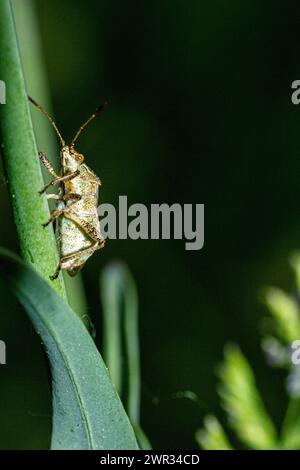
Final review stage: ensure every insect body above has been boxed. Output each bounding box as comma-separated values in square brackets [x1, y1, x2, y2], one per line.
[29, 96, 106, 280]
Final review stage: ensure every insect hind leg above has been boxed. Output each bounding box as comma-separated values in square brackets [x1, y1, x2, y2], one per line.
[50, 243, 99, 280]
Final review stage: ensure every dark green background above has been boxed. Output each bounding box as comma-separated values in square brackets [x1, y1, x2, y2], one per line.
[1, 0, 300, 449]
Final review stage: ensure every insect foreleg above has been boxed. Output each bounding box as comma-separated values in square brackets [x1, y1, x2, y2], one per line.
[39, 152, 60, 178]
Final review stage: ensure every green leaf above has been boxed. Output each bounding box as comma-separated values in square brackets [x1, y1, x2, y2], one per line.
[196, 415, 233, 450]
[0, 248, 138, 450]
[280, 398, 300, 449]
[218, 344, 277, 449]
[100, 262, 151, 450]
[263, 287, 300, 344]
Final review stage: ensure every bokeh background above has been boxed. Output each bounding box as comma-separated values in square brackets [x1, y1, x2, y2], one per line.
[1, 0, 300, 449]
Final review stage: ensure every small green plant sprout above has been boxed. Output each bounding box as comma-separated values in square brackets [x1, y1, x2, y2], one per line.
[29, 96, 106, 280]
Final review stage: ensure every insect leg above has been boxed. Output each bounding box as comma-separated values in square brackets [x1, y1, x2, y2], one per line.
[62, 193, 82, 203]
[39, 152, 60, 178]
[50, 262, 62, 280]
[42, 209, 64, 228]
[47, 193, 82, 203]
[50, 243, 99, 280]
[42, 195, 81, 227]
[46, 194, 61, 200]
[39, 170, 80, 195]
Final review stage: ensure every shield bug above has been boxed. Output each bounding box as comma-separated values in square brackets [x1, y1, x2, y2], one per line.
[29, 96, 106, 280]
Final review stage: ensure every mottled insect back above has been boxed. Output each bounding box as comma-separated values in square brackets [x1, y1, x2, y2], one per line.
[29, 96, 106, 279]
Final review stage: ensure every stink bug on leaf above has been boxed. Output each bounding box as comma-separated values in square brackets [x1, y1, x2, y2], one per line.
[29, 96, 106, 280]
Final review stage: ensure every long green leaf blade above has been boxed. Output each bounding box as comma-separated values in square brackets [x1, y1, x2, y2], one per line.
[280, 398, 300, 449]
[0, 248, 138, 450]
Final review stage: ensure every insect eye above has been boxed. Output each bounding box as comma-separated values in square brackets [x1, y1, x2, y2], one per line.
[75, 153, 84, 162]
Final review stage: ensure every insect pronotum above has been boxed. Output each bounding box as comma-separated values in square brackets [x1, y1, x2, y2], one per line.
[29, 96, 106, 280]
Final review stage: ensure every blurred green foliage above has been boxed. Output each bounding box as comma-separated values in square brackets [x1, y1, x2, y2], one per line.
[1, 0, 300, 449]
[197, 346, 278, 450]
[198, 254, 300, 450]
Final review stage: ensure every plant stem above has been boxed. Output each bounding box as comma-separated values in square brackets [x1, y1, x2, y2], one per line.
[100, 262, 152, 449]
[11, 0, 89, 322]
[11, 0, 59, 168]
[0, 0, 66, 299]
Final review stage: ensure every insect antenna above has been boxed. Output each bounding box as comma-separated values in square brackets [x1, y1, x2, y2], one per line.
[28, 96, 66, 146]
[70, 101, 107, 147]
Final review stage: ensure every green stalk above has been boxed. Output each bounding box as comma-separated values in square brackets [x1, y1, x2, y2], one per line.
[100, 262, 151, 449]
[11, 0, 58, 167]
[11, 0, 89, 322]
[101, 263, 140, 414]
[0, 0, 66, 299]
